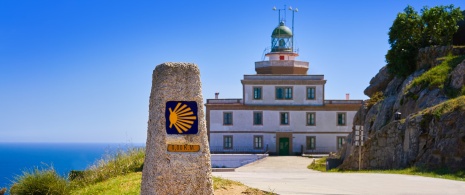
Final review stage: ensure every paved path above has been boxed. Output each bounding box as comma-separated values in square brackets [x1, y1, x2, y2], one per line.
[213, 156, 465, 195]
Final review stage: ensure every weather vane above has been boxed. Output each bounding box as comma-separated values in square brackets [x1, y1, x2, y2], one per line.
[273, 5, 298, 51]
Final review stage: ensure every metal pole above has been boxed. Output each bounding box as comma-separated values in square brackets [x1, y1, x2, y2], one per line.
[358, 107, 362, 171]
[292, 10, 294, 52]
[358, 125, 361, 171]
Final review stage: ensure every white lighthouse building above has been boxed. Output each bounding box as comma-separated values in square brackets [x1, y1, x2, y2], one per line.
[205, 10, 362, 155]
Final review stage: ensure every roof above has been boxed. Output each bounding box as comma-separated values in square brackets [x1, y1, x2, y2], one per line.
[272, 21, 292, 38]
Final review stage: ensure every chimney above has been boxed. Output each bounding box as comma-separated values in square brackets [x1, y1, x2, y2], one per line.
[215, 92, 219, 99]
[346, 93, 350, 100]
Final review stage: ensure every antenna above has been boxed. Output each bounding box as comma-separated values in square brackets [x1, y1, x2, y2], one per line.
[290, 6, 298, 52]
[272, 5, 288, 24]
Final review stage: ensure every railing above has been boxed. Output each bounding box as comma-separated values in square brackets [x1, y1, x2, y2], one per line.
[325, 100, 363, 104]
[301, 146, 338, 154]
[243, 75, 324, 80]
[210, 145, 268, 154]
[255, 60, 309, 68]
[207, 99, 243, 104]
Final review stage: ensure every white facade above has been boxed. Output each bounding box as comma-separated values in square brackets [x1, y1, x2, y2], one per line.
[206, 75, 361, 155]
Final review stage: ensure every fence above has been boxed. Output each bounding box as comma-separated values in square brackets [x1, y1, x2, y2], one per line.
[210, 145, 268, 154]
[301, 146, 338, 154]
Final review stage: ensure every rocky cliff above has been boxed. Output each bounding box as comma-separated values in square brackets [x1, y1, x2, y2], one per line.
[340, 46, 465, 171]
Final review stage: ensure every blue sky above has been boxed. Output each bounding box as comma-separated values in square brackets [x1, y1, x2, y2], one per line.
[1, 0, 464, 143]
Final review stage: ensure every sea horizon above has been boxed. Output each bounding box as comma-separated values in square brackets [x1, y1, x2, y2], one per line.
[0, 142, 145, 189]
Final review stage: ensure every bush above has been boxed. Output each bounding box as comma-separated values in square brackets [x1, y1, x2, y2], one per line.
[386, 5, 463, 77]
[72, 147, 145, 186]
[406, 54, 465, 93]
[366, 91, 384, 109]
[10, 166, 70, 195]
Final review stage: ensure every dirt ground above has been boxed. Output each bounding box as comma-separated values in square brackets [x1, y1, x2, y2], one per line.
[214, 185, 271, 195]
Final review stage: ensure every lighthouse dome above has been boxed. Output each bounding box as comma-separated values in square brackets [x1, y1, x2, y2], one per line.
[271, 21, 292, 38]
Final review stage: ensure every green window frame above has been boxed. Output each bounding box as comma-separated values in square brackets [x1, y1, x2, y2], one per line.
[306, 87, 316, 100]
[253, 111, 263, 125]
[337, 113, 346, 126]
[280, 112, 289, 125]
[223, 112, 233, 125]
[224, 136, 233, 149]
[306, 136, 316, 150]
[306, 112, 316, 126]
[337, 136, 346, 149]
[253, 135, 263, 149]
[253, 87, 262, 100]
[276, 87, 293, 100]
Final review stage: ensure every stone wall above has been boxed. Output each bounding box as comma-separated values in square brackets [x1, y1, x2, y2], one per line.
[341, 108, 465, 171]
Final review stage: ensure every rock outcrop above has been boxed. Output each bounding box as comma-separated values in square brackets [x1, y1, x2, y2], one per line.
[340, 46, 465, 171]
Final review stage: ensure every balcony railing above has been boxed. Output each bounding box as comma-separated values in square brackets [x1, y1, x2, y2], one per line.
[210, 145, 268, 154]
[207, 99, 243, 104]
[324, 100, 363, 104]
[302, 146, 339, 154]
[243, 74, 324, 80]
[255, 60, 309, 68]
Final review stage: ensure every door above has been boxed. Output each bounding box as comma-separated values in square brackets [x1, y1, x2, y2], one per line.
[279, 137, 290, 155]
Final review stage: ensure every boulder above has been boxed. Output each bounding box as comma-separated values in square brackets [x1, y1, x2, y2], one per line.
[364, 66, 392, 97]
[449, 59, 465, 90]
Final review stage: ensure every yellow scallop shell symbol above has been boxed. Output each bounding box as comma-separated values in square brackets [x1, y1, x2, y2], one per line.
[169, 102, 197, 134]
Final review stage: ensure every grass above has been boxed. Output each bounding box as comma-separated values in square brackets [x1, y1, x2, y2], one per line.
[9, 166, 71, 195]
[307, 158, 465, 182]
[307, 157, 327, 172]
[406, 54, 465, 92]
[8, 147, 145, 195]
[213, 176, 243, 190]
[71, 172, 142, 195]
[8, 147, 271, 194]
[71, 174, 271, 195]
[71, 147, 145, 186]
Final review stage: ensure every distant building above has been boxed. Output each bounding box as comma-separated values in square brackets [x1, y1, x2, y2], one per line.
[205, 12, 362, 155]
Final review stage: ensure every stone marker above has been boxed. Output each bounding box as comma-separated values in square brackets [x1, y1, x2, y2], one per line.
[141, 62, 213, 195]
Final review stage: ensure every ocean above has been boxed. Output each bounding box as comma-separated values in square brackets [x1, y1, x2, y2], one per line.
[0, 142, 145, 189]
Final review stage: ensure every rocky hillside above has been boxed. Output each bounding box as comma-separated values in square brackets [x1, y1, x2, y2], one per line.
[339, 46, 465, 171]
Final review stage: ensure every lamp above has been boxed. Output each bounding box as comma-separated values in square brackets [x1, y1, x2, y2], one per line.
[394, 112, 402, 120]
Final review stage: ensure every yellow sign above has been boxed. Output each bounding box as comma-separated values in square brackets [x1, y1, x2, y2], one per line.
[167, 144, 200, 152]
[165, 101, 198, 134]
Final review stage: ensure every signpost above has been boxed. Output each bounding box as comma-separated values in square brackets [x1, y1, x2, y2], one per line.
[141, 62, 213, 195]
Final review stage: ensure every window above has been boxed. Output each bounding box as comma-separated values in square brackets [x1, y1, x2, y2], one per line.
[253, 135, 263, 149]
[337, 136, 346, 149]
[223, 112, 233, 125]
[253, 112, 263, 125]
[276, 87, 292, 100]
[306, 87, 316, 100]
[306, 136, 316, 150]
[337, 113, 346, 126]
[280, 112, 289, 125]
[224, 136, 233, 149]
[306, 112, 316, 126]
[253, 87, 262, 100]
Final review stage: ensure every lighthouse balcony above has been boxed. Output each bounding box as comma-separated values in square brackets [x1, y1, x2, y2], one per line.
[255, 60, 309, 75]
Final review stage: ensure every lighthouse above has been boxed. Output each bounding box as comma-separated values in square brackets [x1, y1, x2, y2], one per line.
[255, 11, 309, 75]
[205, 6, 362, 156]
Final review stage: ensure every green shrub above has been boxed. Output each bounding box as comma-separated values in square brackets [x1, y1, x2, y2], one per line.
[10, 166, 70, 195]
[307, 157, 327, 172]
[366, 91, 384, 109]
[72, 147, 145, 186]
[406, 55, 465, 93]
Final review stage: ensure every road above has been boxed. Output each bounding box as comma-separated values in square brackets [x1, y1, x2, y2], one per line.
[212, 156, 465, 195]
